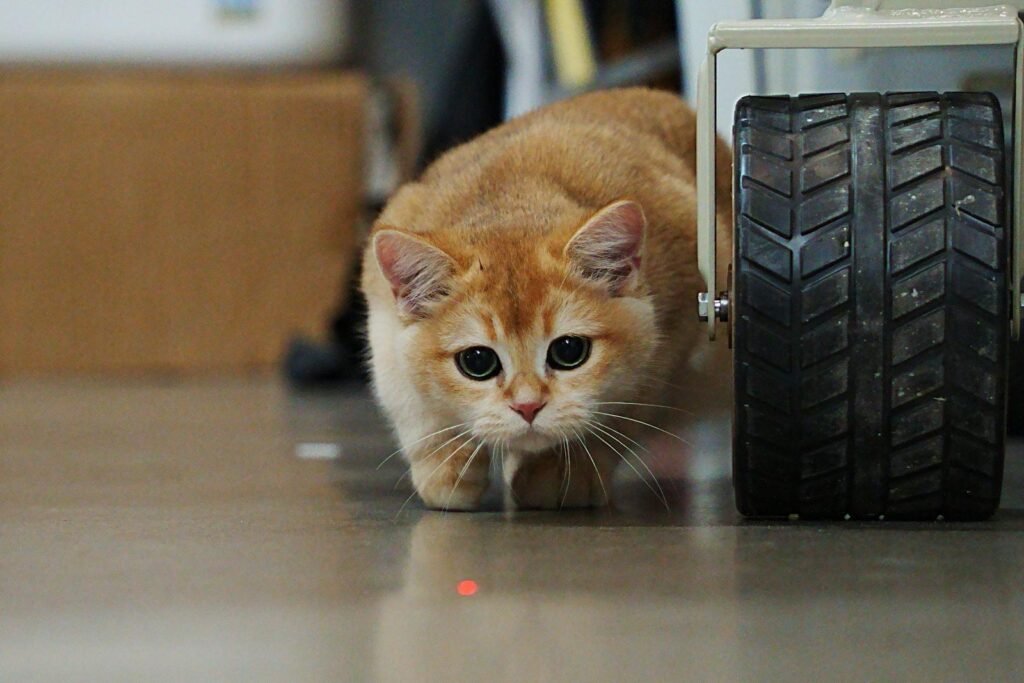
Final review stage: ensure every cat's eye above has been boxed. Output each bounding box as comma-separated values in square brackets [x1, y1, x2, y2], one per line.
[547, 335, 591, 370]
[455, 346, 501, 380]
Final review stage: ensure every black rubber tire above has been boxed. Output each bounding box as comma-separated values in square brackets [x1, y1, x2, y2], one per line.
[733, 92, 1007, 520]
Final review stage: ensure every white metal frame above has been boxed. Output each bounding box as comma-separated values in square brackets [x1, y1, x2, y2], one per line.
[696, 2, 1024, 341]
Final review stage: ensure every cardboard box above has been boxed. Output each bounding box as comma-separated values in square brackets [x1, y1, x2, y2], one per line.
[0, 70, 367, 374]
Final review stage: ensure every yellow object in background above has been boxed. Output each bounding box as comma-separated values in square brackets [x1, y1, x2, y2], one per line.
[545, 0, 597, 89]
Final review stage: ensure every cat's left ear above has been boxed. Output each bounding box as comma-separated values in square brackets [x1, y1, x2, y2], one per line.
[564, 200, 646, 296]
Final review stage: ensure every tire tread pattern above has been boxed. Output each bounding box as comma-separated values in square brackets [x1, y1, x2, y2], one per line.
[885, 93, 1005, 519]
[735, 94, 854, 518]
[734, 92, 1006, 520]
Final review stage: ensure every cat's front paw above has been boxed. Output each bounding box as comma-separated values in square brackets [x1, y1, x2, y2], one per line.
[505, 454, 612, 510]
[410, 445, 490, 511]
[414, 473, 487, 511]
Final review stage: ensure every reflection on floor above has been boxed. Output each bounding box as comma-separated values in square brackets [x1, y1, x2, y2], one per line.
[1, 378, 1022, 681]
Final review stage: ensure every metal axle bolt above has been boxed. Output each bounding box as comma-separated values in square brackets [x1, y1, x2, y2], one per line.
[697, 291, 729, 322]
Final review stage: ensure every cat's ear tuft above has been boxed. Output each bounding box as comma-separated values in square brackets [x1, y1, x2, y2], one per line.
[564, 200, 646, 296]
[373, 229, 455, 319]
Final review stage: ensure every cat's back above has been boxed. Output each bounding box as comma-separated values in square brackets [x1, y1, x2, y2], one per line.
[376, 87, 729, 241]
[424, 87, 699, 187]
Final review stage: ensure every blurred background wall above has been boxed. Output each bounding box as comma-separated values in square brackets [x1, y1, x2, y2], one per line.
[0, 0, 1016, 381]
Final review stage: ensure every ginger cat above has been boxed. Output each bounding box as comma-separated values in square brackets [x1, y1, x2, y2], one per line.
[362, 87, 731, 511]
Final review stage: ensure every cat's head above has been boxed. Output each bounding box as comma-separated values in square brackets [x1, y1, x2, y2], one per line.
[371, 200, 659, 453]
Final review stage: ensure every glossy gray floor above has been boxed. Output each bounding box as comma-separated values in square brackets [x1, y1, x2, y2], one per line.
[2, 377, 1022, 682]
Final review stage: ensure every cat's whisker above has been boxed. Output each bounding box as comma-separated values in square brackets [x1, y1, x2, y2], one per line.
[394, 435, 476, 519]
[585, 421, 671, 511]
[415, 427, 476, 464]
[589, 419, 684, 499]
[376, 422, 469, 470]
[498, 439, 514, 507]
[589, 420, 650, 453]
[591, 401, 694, 416]
[591, 411, 694, 447]
[636, 374, 691, 393]
[392, 468, 411, 490]
[558, 429, 572, 509]
[571, 427, 607, 505]
[589, 419, 667, 509]
[443, 439, 487, 513]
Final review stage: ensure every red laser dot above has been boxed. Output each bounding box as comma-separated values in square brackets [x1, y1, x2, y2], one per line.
[457, 579, 478, 596]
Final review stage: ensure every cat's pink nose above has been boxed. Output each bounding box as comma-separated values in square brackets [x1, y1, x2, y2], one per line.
[511, 401, 546, 424]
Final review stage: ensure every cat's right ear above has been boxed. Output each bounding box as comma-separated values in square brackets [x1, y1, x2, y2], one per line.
[373, 229, 455, 319]
[564, 200, 646, 296]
